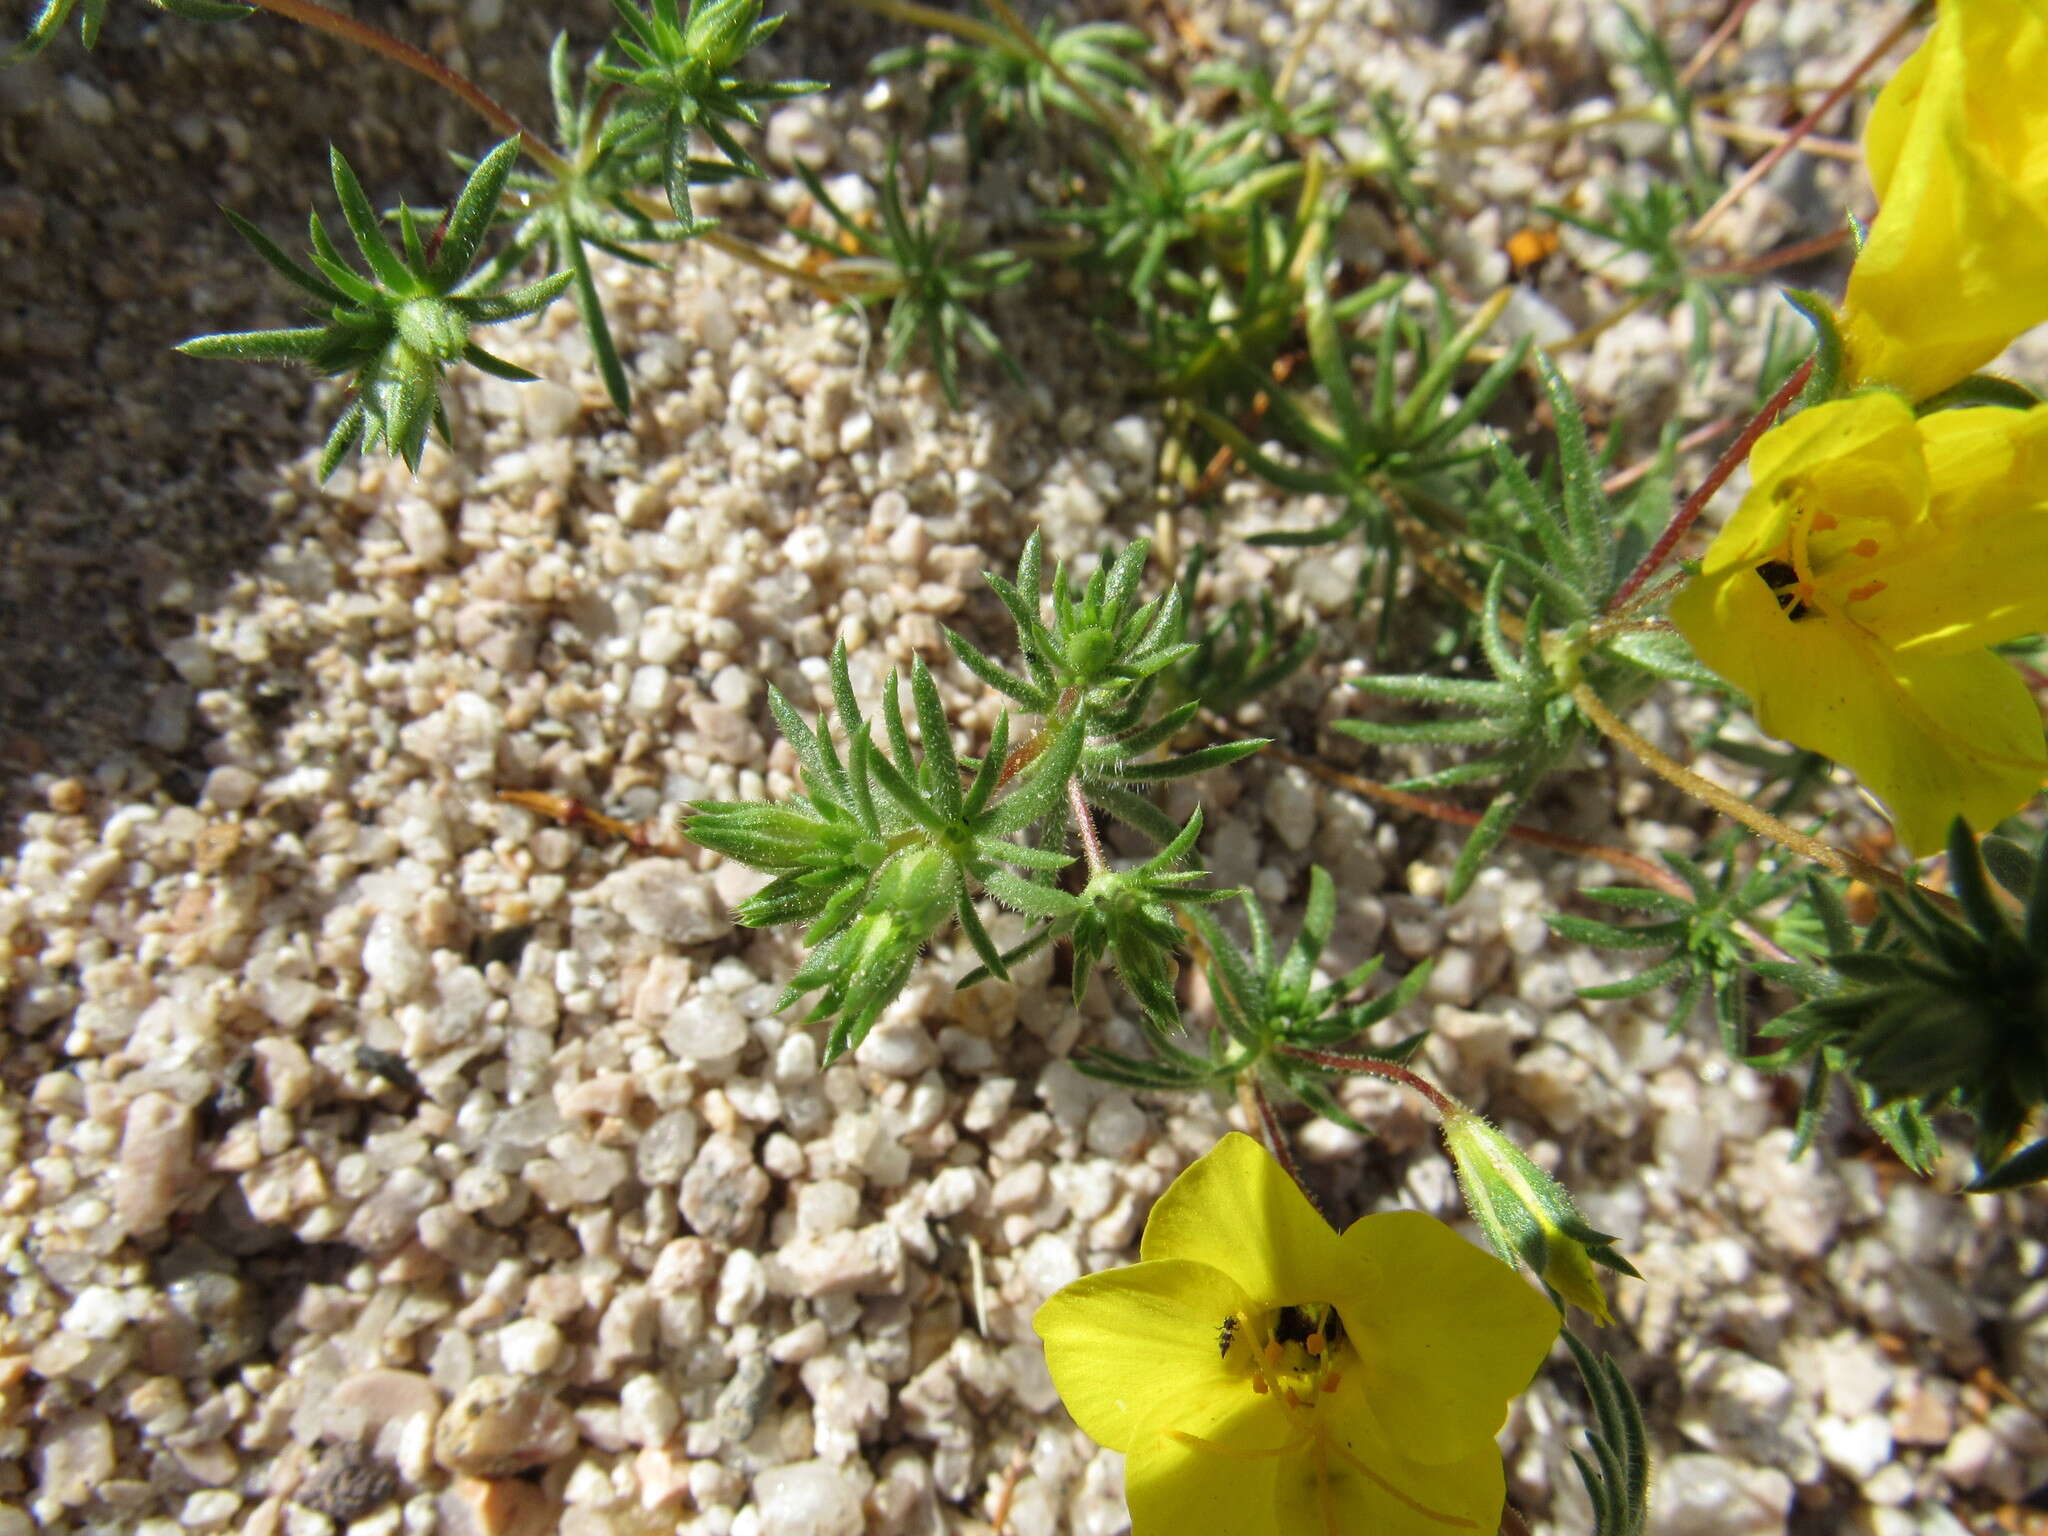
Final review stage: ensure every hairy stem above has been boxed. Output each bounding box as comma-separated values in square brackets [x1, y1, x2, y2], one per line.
[1067, 776, 1109, 877]
[1607, 354, 1813, 615]
[1273, 1046, 1457, 1117]
[1571, 682, 1907, 897]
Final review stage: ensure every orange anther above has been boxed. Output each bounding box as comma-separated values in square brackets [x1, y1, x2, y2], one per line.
[1853, 538, 1880, 558]
[1848, 579, 1889, 603]
[1263, 1341, 1284, 1371]
[1284, 1388, 1303, 1409]
[1252, 1377, 1270, 1395]
[1812, 513, 1840, 531]
[1305, 1331, 1325, 1356]
[1321, 1371, 1344, 1393]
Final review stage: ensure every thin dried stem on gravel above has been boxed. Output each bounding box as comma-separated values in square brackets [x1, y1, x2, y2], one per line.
[1234, 730, 1795, 965]
[497, 789, 698, 856]
[1697, 115, 1859, 161]
[1685, 2, 1931, 243]
[1601, 415, 1740, 496]
[1692, 225, 1852, 279]
[1679, 0, 1768, 86]
[243, 0, 558, 166]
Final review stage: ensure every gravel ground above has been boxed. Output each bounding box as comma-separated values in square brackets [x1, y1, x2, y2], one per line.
[4, 1, 2046, 1533]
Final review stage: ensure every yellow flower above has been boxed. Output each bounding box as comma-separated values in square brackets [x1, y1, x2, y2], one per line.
[1670, 393, 2048, 853]
[1839, 0, 2048, 401]
[1032, 1133, 1560, 1536]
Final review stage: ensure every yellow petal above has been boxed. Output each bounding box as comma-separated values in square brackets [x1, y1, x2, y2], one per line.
[1859, 25, 1931, 201]
[1033, 1258, 1257, 1454]
[1870, 406, 2048, 654]
[1698, 395, 1924, 579]
[1139, 1132, 1354, 1305]
[1842, 0, 2048, 399]
[1540, 1236, 1614, 1328]
[1673, 559, 2045, 852]
[1276, 1404, 1507, 1536]
[1330, 1211, 1561, 1466]
[1123, 1423, 1289, 1536]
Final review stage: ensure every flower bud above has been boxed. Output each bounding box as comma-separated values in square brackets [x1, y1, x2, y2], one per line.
[1439, 1107, 1636, 1326]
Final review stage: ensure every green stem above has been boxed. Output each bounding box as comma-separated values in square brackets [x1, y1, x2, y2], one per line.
[242, 0, 850, 303]
[1572, 681, 1910, 897]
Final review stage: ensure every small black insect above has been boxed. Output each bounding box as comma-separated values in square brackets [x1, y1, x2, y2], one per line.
[1754, 559, 1814, 621]
[1218, 1316, 1238, 1358]
[355, 1044, 421, 1098]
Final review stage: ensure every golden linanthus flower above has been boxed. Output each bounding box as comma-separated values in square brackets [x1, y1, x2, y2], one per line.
[1671, 393, 2048, 852]
[1033, 1133, 1560, 1536]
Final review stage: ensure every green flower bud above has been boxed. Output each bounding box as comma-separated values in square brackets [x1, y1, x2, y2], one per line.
[1439, 1107, 1638, 1325]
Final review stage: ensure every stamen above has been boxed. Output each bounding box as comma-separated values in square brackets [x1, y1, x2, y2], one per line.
[1320, 1371, 1344, 1394]
[1847, 579, 1887, 604]
[1853, 537, 1879, 558]
[1252, 1377, 1270, 1395]
[1263, 1341, 1284, 1372]
[1811, 512, 1838, 531]
[1284, 1388, 1303, 1409]
[1305, 1331, 1326, 1356]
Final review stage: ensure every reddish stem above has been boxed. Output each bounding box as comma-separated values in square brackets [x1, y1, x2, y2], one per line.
[1606, 355, 1813, 616]
[1677, 0, 1765, 88]
[1243, 1078, 1308, 1194]
[243, 0, 563, 172]
[1695, 225, 1852, 279]
[1247, 735, 1795, 964]
[1686, 3, 1927, 242]
[1274, 1046, 1458, 1118]
[1067, 776, 1108, 877]
[1601, 414, 1737, 496]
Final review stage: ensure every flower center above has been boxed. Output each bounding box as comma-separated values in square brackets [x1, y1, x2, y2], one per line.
[1175, 1301, 1474, 1530]
[1222, 1302, 1350, 1408]
[1752, 499, 1894, 625]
